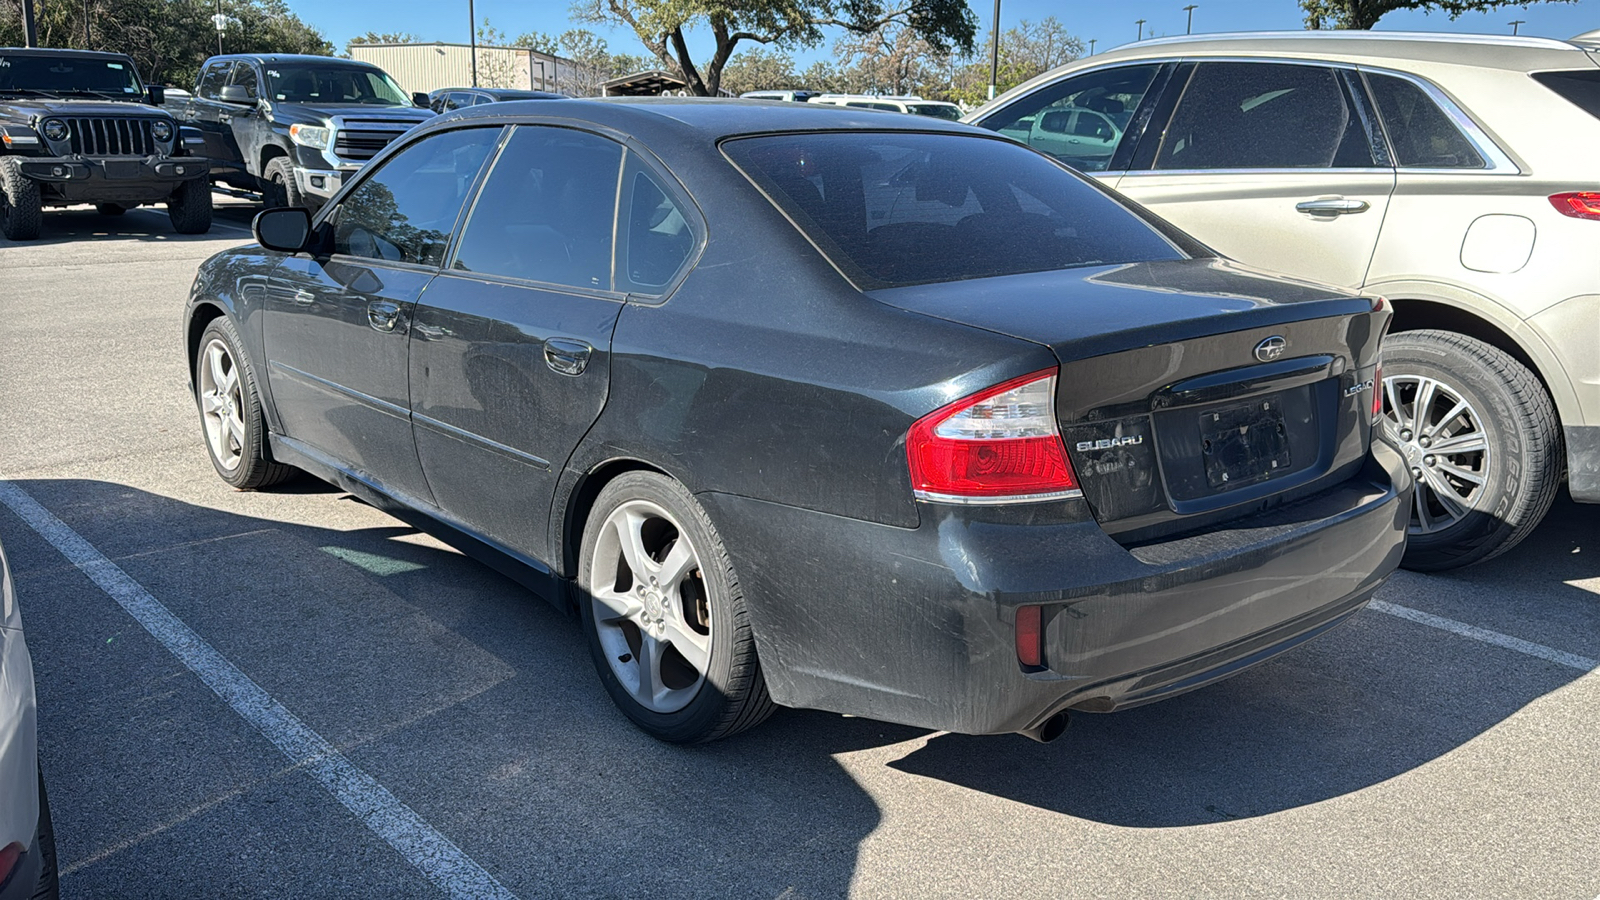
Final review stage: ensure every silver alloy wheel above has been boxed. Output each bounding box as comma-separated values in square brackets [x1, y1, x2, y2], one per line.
[1382, 373, 1490, 535]
[589, 499, 712, 714]
[198, 337, 246, 472]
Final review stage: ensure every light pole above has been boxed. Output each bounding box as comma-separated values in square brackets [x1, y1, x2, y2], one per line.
[1509, 19, 1525, 35]
[1184, 5, 1198, 34]
[213, 0, 225, 55]
[21, 0, 36, 46]
[469, 0, 479, 87]
[1088, 38, 1097, 55]
[83, 0, 92, 48]
[1136, 18, 1146, 41]
[987, 0, 1001, 101]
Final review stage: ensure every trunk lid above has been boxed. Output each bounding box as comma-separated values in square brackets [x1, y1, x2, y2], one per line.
[870, 258, 1389, 540]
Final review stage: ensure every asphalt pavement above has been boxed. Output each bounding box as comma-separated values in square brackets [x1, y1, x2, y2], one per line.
[0, 199, 1596, 899]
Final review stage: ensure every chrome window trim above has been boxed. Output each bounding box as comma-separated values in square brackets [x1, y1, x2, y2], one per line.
[1121, 166, 1393, 178]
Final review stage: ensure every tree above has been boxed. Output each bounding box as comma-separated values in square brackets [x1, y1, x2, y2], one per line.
[572, 0, 978, 97]
[348, 31, 423, 44]
[720, 47, 802, 94]
[1301, 0, 1577, 30]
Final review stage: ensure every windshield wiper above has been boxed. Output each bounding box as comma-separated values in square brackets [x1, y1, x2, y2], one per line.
[54, 89, 136, 100]
[0, 88, 63, 98]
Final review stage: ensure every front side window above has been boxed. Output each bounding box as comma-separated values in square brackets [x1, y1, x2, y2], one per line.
[725, 131, 1185, 290]
[1155, 62, 1376, 170]
[333, 127, 499, 265]
[196, 61, 229, 100]
[229, 63, 259, 100]
[265, 65, 410, 106]
[451, 126, 623, 291]
[1365, 72, 1485, 169]
[977, 64, 1160, 172]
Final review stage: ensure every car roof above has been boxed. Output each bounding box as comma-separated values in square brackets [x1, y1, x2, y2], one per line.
[1, 47, 135, 61]
[1089, 29, 1591, 72]
[216, 54, 381, 67]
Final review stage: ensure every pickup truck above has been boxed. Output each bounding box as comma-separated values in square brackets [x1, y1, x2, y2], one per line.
[0, 47, 211, 240]
[171, 53, 432, 210]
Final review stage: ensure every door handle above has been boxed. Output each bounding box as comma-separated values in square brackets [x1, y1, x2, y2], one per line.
[544, 338, 592, 376]
[219, 114, 231, 124]
[1295, 198, 1370, 216]
[293, 289, 315, 305]
[367, 301, 403, 333]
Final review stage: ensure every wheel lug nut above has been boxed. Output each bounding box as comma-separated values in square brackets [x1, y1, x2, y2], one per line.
[1424, 455, 1435, 466]
[1400, 429, 1412, 440]
[1419, 436, 1431, 448]
[1411, 467, 1423, 478]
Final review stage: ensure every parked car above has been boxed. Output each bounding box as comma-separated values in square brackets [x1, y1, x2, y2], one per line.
[427, 87, 566, 114]
[969, 30, 1600, 571]
[0, 537, 57, 900]
[738, 90, 823, 102]
[186, 99, 1407, 743]
[170, 54, 432, 211]
[0, 47, 211, 240]
[810, 94, 965, 119]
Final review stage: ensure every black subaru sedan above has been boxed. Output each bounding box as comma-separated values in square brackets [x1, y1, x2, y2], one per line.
[183, 99, 1409, 743]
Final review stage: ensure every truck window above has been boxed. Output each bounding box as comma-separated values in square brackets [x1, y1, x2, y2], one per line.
[197, 61, 229, 100]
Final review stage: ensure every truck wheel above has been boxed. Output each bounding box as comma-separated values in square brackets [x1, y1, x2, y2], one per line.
[1381, 330, 1561, 571]
[263, 156, 305, 209]
[0, 157, 43, 241]
[95, 203, 127, 216]
[167, 178, 213, 234]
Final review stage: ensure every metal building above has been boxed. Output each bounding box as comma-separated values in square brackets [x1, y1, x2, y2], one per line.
[347, 42, 589, 95]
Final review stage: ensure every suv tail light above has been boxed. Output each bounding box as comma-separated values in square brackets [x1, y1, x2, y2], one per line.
[1549, 192, 1600, 220]
[907, 369, 1081, 503]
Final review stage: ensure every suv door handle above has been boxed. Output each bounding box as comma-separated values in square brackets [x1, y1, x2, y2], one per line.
[1295, 198, 1370, 216]
[293, 289, 315, 305]
[367, 301, 403, 333]
[544, 338, 592, 376]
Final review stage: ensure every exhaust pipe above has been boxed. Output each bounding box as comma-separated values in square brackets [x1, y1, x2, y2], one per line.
[1017, 710, 1070, 743]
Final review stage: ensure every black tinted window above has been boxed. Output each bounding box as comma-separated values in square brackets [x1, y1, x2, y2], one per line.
[1534, 70, 1600, 120]
[452, 126, 622, 290]
[0, 53, 144, 95]
[725, 132, 1184, 290]
[1157, 63, 1375, 169]
[1366, 72, 1484, 169]
[334, 127, 498, 265]
[197, 62, 229, 100]
[978, 64, 1159, 171]
[229, 63, 259, 99]
[620, 158, 696, 292]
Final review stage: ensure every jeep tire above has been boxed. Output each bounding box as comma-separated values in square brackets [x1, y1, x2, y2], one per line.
[0, 157, 43, 241]
[168, 177, 213, 234]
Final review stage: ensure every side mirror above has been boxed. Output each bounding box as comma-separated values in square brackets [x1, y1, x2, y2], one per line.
[254, 207, 313, 253]
[413, 92, 431, 109]
[146, 84, 165, 106]
[219, 84, 254, 105]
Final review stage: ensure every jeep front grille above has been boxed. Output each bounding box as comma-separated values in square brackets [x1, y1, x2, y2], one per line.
[332, 121, 411, 161]
[64, 117, 157, 156]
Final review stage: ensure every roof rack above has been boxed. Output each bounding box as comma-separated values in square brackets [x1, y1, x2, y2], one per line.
[1129, 30, 1578, 52]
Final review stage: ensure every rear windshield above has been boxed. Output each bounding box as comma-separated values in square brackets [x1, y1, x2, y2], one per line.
[722, 131, 1185, 289]
[1533, 69, 1600, 120]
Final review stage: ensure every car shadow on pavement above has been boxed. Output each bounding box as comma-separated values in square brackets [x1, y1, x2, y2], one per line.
[8, 201, 258, 246]
[888, 493, 1597, 827]
[5, 477, 898, 899]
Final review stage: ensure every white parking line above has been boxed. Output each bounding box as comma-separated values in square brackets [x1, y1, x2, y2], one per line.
[1370, 600, 1597, 671]
[0, 480, 519, 900]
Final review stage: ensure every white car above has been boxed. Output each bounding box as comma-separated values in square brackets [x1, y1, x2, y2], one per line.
[0, 538, 55, 900]
[809, 94, 965, 120]
[969, 30, 1600, 570]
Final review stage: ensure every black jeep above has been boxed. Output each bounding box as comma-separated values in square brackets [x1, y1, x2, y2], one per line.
[0, 47, 212, 240]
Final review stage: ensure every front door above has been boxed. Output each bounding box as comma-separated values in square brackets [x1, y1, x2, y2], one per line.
[262, 124, 501, 503]
[184, 60, 237, 174]
[1112, 61, 1395, 291]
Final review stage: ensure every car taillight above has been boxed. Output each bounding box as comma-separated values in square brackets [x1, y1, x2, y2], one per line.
[907, 369, 1080, 503]
[1549, 192, 1600, 221]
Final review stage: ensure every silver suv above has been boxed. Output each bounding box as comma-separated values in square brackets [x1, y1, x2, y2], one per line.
[969, 30, 1600, 570]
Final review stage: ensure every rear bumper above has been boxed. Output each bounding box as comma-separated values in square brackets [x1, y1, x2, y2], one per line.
[17, 154, 210, 203]
[699, 437, 1409, 736]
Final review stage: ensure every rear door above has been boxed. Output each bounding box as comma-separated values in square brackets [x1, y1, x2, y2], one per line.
[409, 126, 696, 562]
[1114, 61, 1396, 290]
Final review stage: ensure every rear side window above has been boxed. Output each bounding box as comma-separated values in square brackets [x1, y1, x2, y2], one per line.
[619, 157, 697, 293]
[1365, 72, 1485, 169]
[1156, 62, 1376, 169]
[1532, 70, 1600, 120]
[723, 131, 1185, 290]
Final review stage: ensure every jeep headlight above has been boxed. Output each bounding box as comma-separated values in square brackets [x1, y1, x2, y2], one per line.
[151, 119, 173, 142]
[41, 118, 69, 142]
[289, 123, 331, 151]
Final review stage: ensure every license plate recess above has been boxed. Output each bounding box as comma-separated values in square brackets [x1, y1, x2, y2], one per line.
[1200, 397, 1292, 490]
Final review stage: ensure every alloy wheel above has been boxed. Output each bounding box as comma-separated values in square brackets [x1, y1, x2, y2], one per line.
[1382, 373, 1490, 535]
[198, 337, 246, 471]
[588, 500, 712, 714]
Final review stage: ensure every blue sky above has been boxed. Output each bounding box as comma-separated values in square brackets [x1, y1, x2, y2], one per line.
[306, 0, 1599, 65]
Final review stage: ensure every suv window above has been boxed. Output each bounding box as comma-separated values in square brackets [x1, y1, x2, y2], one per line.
[1156, 62, 1376, 170]
[1533, 70, 1600, 120]
[724, 131, 1184, 290]
[451, 126, 623, 291]
[1365, 72, 1484, 169]
[978, 64, 1160, 172]
[229, 62, 259, 100]
[619, 156, 697, 293]
[334, 127, 499, 266]
[196, 61, 229, 101]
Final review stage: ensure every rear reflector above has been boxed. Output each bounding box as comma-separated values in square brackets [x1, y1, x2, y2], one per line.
[0, 842, 20, 888]
[907, 369, 1081, 503]
[1016, 605, 1043, 667]
[1549, 192, 1600, 221]
[1374, 364, 1384, 421]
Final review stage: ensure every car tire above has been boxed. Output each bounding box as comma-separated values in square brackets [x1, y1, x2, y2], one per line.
[167, 178, 212, 234]
[0, 157, 43, 241]
[194, 317, 297, 490]
[1381, 329, 1561, 571]
[578, 471, 775, 743]
[263, 156, 305, 209]
[30, 767, 59, 900]
[95, 203, 127, 216]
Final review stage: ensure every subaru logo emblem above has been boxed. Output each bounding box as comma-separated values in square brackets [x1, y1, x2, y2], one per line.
[1254, 336, 1287, 362]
